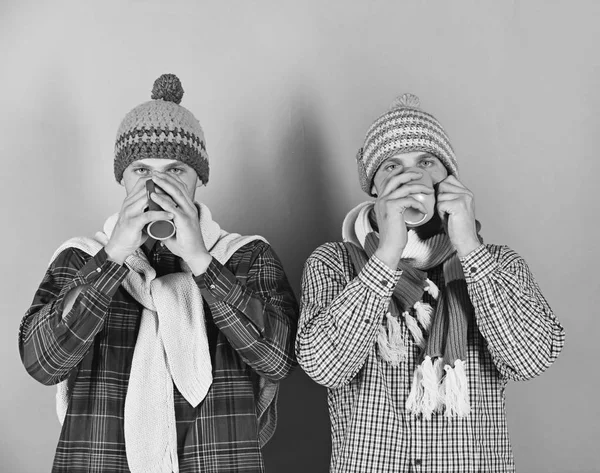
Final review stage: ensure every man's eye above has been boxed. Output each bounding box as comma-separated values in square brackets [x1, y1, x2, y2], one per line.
[134, 168, 149, 174]
[169, 168, 183, 174]
[385, 164, 397, 171]
[419, 160, 433, 167]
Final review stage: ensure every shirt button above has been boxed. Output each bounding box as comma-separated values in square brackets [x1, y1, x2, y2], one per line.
[414, 459, 422, 466]
[364, 318, 370, 324]
[209, 284, 216, 290]
[380, 279, 389, 287]
[470, 266, 478, 274]
[95, 268, 101, 273]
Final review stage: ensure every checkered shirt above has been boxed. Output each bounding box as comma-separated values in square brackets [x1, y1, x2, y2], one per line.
[297, 242, 565, 473]
[19, 240, 298, 473]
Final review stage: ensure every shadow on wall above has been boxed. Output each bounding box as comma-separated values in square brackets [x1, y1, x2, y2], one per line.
[261, 94, 335, 473]
[217, 92, 336, 471]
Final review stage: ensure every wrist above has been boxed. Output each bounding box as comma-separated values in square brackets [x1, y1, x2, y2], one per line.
[187, 252, 212, 276]
[105, 244, 128, 265]
[374, 246, 404, 270]
[454, 236, 481, 258]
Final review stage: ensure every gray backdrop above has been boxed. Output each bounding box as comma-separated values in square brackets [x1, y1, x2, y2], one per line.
[1, 1, 598, 472]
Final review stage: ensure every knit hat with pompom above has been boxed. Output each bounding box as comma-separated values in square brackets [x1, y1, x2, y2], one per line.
[356, 93, 457, 195]
[114, 74, 209, 184]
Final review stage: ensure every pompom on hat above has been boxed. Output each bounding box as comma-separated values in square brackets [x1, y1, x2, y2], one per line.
[356, 93, 458, 195]
[114, 74, 209, 184]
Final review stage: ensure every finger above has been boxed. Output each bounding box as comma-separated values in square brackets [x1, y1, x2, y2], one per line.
[122, 189, 153, 217]
[387, 196, 428, 215]
[384, 183, 435, 201]
[436, 192, 470, 202]
[380, 169, 424, 197]
[155, 172, 190, 194]
[150, 192, 184, 216]
[437, 198, 463, 217]
[380, 167, 421, 197]
[438, 175, 470, 192]
[152, 174, 196, 214]
[135, 210, 175, 227]
[439, 175, 466, 187]
[437, 181, 472, 196]
[123, 178, 151, 204]
[376, 166, 405, 196]
[157, 170, 190, 188]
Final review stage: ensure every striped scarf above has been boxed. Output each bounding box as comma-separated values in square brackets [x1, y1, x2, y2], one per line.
[342, 201, 475, 419]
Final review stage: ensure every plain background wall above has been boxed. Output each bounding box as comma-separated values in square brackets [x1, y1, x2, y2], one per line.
[1, 0, 598, 471]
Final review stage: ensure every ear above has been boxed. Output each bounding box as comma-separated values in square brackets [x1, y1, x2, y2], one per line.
[196, 177, 204, 188]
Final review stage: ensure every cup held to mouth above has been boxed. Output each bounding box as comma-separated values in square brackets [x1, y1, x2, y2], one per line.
[145, 180, 176, 240]
[402, 169, 436, 227]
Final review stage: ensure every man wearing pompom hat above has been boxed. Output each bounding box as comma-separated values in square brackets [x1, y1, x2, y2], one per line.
[297, 94, 565, 472]
[19, 74, 298, 473]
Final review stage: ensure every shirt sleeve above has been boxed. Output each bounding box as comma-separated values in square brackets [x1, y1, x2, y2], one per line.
[460, 244, 565, 381]
[195, 240, 298, 382]
[19, 247, 129, 385]
[296, 242, 403, 389]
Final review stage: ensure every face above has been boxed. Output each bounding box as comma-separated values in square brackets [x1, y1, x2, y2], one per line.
[371, 151, 448, 196]
[121, 158, 201, 199]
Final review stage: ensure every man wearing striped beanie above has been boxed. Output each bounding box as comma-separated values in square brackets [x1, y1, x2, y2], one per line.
[20, 74, 298, 473]
[297, 93, 565, 472]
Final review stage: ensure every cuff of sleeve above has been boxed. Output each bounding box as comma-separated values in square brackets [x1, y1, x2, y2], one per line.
[195, 257, 239, 304]
[80, 248, 129, 297]
[358, 254, 403, 298]
[459, 244, 499, 283]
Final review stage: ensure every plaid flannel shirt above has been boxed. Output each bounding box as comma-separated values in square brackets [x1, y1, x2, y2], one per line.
[297, 242, 565, 473]
[19, 239, 298, 473]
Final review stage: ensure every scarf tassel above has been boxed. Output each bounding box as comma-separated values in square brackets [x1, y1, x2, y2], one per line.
[403, 311, 427, 349]
[442, 360, 470, 418]
[406, 356, 444, 420]
[413, 301, 434, 331]
[377, 313, 407, 366]
[424, 278, 440, 300]
[406, 363, 424, 415]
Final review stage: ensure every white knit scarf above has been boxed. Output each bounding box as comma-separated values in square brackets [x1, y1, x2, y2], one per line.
[50, 203, 265, 473]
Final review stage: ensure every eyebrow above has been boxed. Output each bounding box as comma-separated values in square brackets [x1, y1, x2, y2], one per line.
[131, 162, 189, 170]
[386, 152, 434, 163]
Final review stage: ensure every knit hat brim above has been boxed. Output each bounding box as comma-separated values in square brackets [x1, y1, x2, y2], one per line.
[357, 94, 458, 195]
[114, 148, 209, 185]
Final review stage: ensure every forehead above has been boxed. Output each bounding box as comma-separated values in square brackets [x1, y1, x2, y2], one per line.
[128, 158, 192, 170]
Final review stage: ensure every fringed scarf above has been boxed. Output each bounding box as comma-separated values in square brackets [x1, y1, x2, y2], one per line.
[342, 201, 475, 419]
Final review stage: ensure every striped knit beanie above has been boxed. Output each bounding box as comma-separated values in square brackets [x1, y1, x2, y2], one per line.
[357, 93, 457, 195]
[114, 74, 209, 184]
